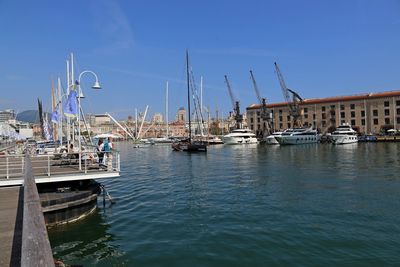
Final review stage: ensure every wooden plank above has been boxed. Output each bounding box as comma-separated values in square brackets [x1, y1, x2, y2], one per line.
[21, 155, 54, 267]
[0, 186, 23, 267]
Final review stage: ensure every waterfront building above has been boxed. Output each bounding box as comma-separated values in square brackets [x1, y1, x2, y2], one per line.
[246, 90, 400, 134]
[153, 113, 163, 123]
[0, 109, 16, 123]
[176, 107, 186, 122]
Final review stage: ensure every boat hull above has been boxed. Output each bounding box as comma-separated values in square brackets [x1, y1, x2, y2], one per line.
[275, 135, 319, 145]
[331, 135, 358, 145]
[222, 136, 258, 145]
[265, 135, 279, 145]
[172, 142, 207, 152]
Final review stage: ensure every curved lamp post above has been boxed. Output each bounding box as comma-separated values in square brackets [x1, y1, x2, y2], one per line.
[77, 70, 101, 170]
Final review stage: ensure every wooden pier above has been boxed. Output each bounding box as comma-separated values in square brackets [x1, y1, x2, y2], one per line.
[0, 186, 22, 266]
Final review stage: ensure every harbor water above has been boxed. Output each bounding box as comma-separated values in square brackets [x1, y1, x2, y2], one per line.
[49, 142, 400, 266]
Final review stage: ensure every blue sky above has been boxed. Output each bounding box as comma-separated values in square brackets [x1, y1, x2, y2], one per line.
[1, 0, 400, 119]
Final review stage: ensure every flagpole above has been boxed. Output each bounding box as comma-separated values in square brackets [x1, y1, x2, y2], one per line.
[66, 59, 70, 150]
[58, 77, 63, 146]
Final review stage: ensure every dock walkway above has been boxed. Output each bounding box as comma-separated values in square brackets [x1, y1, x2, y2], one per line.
[0, 186, 22, 266]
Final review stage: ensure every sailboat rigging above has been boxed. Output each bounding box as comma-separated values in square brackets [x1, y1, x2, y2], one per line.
[172, 51, 207, 152]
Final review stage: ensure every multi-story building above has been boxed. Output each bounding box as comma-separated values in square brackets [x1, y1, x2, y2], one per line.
[176, 107, 186, 122]
[152, 113, 163, 123]
[247, 90, 400, 135]
[0, 109, 16, 123]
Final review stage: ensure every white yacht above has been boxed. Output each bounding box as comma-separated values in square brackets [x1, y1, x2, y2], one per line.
[275, 127, 320, 145]
[222, 129, 258, 145]
[330, 123, 358, 144]
[265, 132, 283, 145]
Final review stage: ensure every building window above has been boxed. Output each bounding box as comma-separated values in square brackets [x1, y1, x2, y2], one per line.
[279, 123, 283, 129]
[322, 106, 326, 112]
[361, 119, 365, 126]
[340, 112, 345, 118]
[279, 109, 282, 114]
[250, 125, 254, 130]
[313, 114, 316, 120]
[304, 108, 308, 113]
[373, 118, 378, 125]
[350, 104, 355, 109]
[373, 110, 378, 116]
[384, 109, 390, 116]
[322, 113, 326, 119]
[304, 114, 308, 119]
[330, 105, 335, 109]
[257, 118, 260, 123]
[256, 111, 260, 116]
[322, 121, 326, 127]
[257, 124, 260, 130]
[397, 100, 400, 106]
[340, 104, 345, 110]
[384, 101, 390, 107]
[361, 110, 365, 117]
[385, 118, 390, 125]
[397, 108, 400, 115]
[351, 119, 356, 126]
[397, 118, 400, 124]
[287, 123, 291, 128]
[279, 116, 283, 122]
[250, 118, 254, 123]
[351, 111, 355, 118]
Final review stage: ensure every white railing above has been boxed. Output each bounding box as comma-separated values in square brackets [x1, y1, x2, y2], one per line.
[0, 151, 120, 179]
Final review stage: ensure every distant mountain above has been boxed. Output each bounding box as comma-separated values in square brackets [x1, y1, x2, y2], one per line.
[16, 110, 44, 123]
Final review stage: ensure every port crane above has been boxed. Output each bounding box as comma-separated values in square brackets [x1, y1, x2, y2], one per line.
[249, 70, 272, 136]
[224, 75, 243, 129]
[274, 62, 303, 128]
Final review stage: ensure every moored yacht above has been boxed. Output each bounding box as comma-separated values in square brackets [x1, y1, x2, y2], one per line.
[330, 123, 358, 144]
[222, 129, 258, 145]
[265, 131, 283, 145]
[274, 127, 319, 145]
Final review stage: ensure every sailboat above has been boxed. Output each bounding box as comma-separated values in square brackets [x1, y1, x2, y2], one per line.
[172, 51, 207, 152]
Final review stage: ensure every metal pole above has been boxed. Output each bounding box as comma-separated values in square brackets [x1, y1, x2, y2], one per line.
[47, 155, 50, 176]
[166, 81, 169, 137]
[6, 156, 9, 179]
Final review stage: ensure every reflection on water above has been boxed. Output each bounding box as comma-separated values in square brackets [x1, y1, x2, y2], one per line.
[49, 142, 400, 266]
[49, 210, 127, 266]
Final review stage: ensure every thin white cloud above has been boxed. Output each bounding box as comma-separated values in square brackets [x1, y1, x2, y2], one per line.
[90, 0, 135, 54]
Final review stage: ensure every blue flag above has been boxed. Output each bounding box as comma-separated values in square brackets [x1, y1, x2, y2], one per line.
[64, 90, 78, 118]
[51, 109, 59, 123]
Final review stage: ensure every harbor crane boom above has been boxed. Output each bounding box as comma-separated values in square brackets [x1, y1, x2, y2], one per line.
[249, 70, 269, 121]
[274, 62, 303, 127]
[224, 75, 243, 129]
[250, 70, 272, 136]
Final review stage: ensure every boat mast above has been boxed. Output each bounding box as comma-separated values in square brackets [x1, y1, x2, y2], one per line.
[166, 81, 169, 137]
[186, 50, 192, 142]
[135, 108, 138, 138]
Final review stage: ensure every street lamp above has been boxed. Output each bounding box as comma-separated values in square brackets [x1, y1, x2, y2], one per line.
[77, 70, 102, 170]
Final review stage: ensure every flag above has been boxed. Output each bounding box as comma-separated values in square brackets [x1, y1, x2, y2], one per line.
[43, 116, 52, 141]
[64, 90, 78, 118]
[51, 107, 59, 123]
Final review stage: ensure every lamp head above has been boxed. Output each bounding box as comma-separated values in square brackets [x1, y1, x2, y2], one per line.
[92, 81, 102, 89]
[77, 90, 85, 99]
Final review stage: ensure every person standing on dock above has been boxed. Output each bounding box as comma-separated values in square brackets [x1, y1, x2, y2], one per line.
[103, 137, 113, 171]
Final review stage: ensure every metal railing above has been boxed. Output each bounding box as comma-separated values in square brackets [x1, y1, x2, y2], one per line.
[21, 154, 55, 266]
[0, 151, 120, 180]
